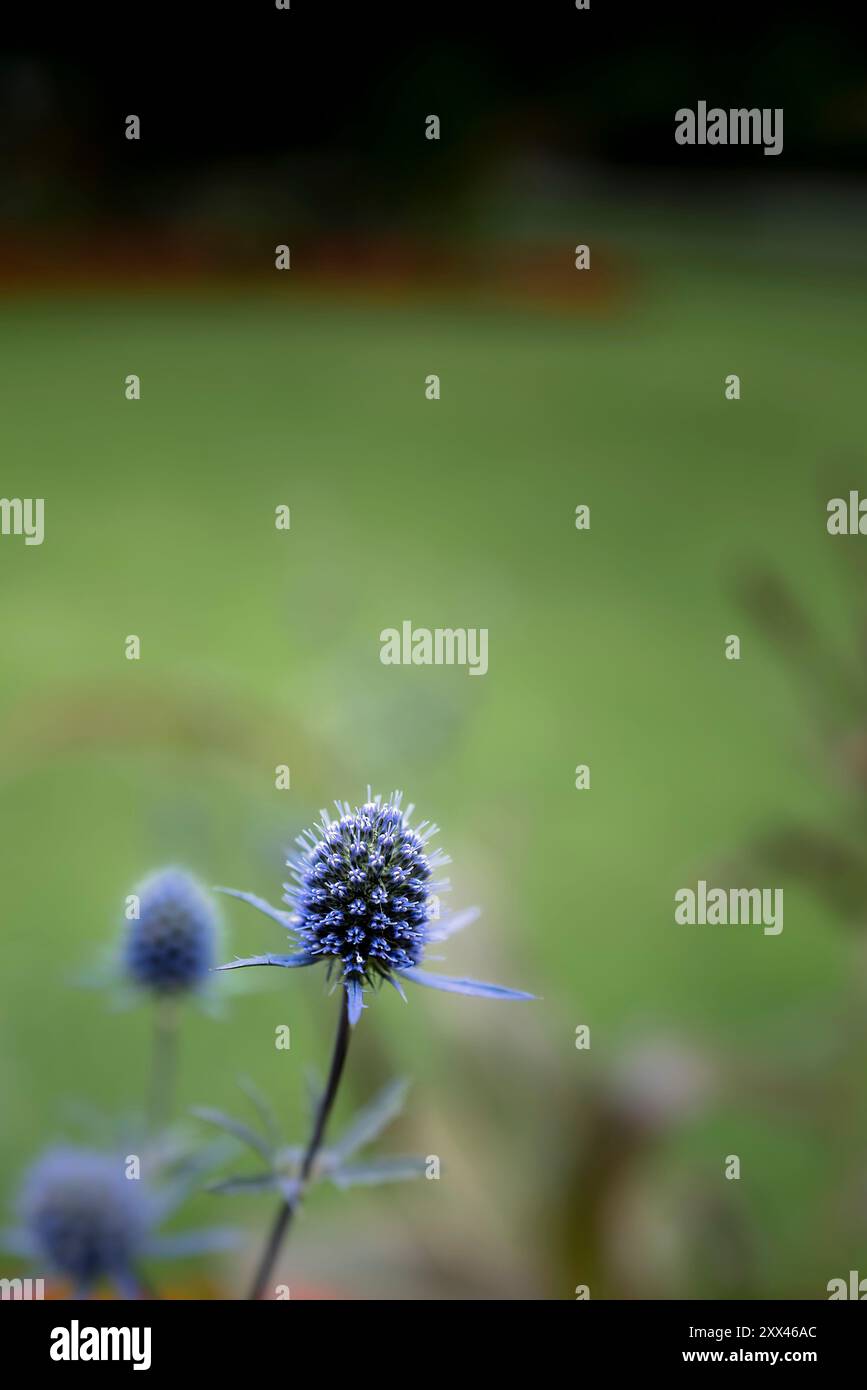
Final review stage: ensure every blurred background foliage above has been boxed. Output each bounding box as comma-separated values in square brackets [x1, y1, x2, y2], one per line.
[1, 16, 867, 1297]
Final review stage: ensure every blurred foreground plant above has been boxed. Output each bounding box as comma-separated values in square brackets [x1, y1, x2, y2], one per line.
[2, 1138, 236, 1299]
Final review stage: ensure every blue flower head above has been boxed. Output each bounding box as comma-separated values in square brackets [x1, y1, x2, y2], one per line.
[125, 868, 216, 997]
[5, 1144, 237, 1298]
[217, 790, 534, 1024]
[17, 1148, 150, 1294]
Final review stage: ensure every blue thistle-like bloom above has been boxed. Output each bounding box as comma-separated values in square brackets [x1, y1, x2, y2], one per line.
[5, 1145, 237, 1298]
[124, 868, 216, 996]
[18, 1149, 150, 1294]
[217, 790, 534, 1024]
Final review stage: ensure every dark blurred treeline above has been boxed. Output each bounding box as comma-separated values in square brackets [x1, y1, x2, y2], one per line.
[1, 7, 865, 236]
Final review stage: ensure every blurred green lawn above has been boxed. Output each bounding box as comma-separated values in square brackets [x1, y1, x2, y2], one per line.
[2, 248, 866, 1295]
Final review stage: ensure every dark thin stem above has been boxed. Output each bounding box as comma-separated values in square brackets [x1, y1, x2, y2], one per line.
[248, 992, 351, 1300]
[148, 998, 179, 1134]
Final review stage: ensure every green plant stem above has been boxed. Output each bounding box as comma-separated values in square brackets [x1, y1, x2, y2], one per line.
[248, 992, 351, 1300]
[148, 997, 180, 1133]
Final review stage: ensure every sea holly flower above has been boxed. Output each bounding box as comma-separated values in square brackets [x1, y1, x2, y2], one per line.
[216, 790, 534, 1024]
[125, 868, 217, 998]
[2, 1145, 236, 1299]
[195, 1078, 430, 1202]
[216, 793, 532, 1298]
[82, 867, 221, 1011]
[118, 868, 224, 1132]
[88, 867, 225, 1134]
